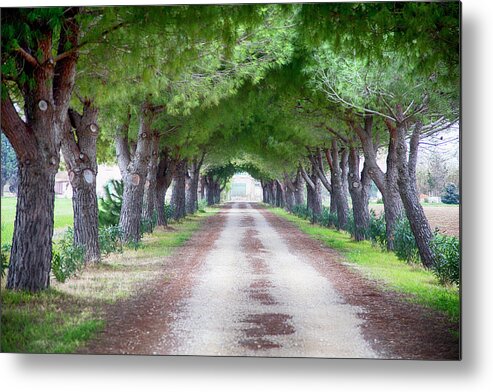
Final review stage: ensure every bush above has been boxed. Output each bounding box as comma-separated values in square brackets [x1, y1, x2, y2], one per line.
[441, 183, 460, 205]
[99, 179, 124, 227]
[198, 199, 207, 213]
[141, 210, 158, 234]
[52, 228, 85, 283]
[368, 210, 387, 249]
[99, 225, 123, 257]
[319, 207, 338, 228]
[292, 204, 312, 220]
[393, 217, 420, 264]
[164, 203, 174, 222]
[1, 244, 11, 279]
[431, 234, 460, 285]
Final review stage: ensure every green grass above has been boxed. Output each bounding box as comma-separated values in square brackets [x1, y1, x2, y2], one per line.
[269, 207, 460, 323]
[0, 289, 104, 353]
[1, 209, 216, 353]
[1, 197, 74, 246]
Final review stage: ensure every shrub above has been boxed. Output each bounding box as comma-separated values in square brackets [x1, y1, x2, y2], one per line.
[319, 207, 338, 228]
[368, 210, 387, 249]
[393, 217, 420, 264]
[99, 225, 123, 257]
[441, 183, 460, 205]
[198, 199, 207, 213]
[1, 244, 11, 279]
[141, 210, 157, 234]
[99, 179, 124, 227]
[431, 234, 460, 285]
[292, 204, 312, 220]
[52, 228, 85, 283]
[164, 203, 174, 221]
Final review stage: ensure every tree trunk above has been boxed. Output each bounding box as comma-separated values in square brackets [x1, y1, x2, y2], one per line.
[283, 174, 297, 212]
[171, 159, 187, 220]
[117, 103, 155, 243]
[351, 115, 403, 250]
[7, 161, 56, 291]
[156, 149, 176, 226]
[294, 169, 305, 206]
[186, 155, 204, 214]
[300, 164, 322, 219]
[199, 176, 206, 201]
[61, 101, 100, 263]
[142, 133, 160, 225]
[326, 141, 349, 230]
[347, 147, 371, 241]
[390, 116, 435, 268]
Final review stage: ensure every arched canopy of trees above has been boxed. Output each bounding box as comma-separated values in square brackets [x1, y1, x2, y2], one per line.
[1, 2, 460, 291]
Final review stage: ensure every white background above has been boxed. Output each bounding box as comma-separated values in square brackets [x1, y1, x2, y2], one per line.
[1, 0, 491, 391]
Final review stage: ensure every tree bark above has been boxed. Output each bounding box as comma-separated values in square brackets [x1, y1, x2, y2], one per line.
[283, 173, 297, 212]
[351, 115, 403, 250]
[156, 149, 177, 226]
[142, 133, 160, 226]
[294, 169, 305, 206]
[324, 141, 349, 229]
[204, 174, 216, 206]
[117, 103, 155, 243]
[7, 160, 56, 291]
[275, 180, 286, 208]
[61, 100, 100, 263]
[388, 114, 435, 268]
[186, 154, 204, 214]
[171, 159, 187, 220]
[347, 147, 371, 241]
[300, 164, 322, 218]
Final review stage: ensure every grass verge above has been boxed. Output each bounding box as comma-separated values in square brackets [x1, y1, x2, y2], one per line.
[1, 209, 216, 353]
[1, 197, 74, 246]
[269, 207, 460, 323]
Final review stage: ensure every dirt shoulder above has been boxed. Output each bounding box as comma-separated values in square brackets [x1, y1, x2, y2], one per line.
[78, 208, 228, 355]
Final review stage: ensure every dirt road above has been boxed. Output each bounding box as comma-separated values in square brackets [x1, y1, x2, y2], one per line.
[82, 203, 459, 359]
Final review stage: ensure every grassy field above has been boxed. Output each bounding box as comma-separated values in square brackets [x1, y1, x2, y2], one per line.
[1, 209, 216, 353]
[270, 208, 460, 323]
[1, 197, 74, 245]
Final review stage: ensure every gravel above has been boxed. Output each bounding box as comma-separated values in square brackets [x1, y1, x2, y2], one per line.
[166, 203, 378, 358]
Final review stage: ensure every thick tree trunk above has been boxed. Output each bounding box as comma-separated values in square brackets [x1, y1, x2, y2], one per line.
[199, 176, 206, 201]
[283, 174, 297, 212]
[117, 103, 154, 243]
[275, 180, 286, 208]
[326, 141, 349, 230]
[186, 155, 204, 214]
[142, 133, 160, 225]
[7, 162, 56, 291]
[347, 147, 371, 241]
[156, 150, 176, 226]
[285, 185, 295, 211]
[390, 117, 435, 268]
[171, 159, 187, 220]
[61, 101, 100, 263]
[352, 115, 403, 250]
[294, 169, 305, 206]
[261, 180, 268, 203]
[300, 165, 322, 219]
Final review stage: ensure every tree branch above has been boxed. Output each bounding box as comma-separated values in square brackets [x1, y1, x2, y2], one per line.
[1, 89, 37, 160]
[16, 47, 39, 67]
